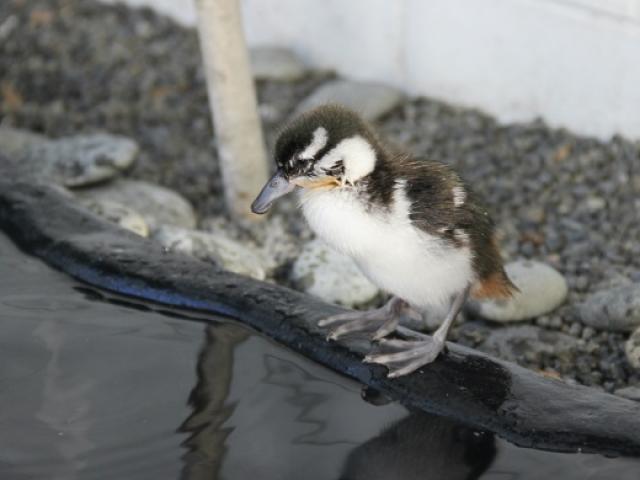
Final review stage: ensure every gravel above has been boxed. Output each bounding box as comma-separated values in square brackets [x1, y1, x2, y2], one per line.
[2, 0, 640, 392]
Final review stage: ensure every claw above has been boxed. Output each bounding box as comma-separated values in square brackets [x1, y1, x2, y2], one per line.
[318, 311, 369, 328]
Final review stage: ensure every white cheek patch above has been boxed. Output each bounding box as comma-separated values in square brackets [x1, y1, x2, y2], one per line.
[299, 127, 328, 160]
[452, 185, 466, 207]
[316, 135, 376, 183]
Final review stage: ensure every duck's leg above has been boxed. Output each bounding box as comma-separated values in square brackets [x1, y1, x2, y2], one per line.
[319, 297, 422, 341]
[364, 286, 470, 378]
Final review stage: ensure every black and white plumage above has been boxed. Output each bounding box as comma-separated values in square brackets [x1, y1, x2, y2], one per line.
[252, 104, 516, 377]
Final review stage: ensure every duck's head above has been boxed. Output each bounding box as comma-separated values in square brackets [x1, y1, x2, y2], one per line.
[251, 104, 382, 214]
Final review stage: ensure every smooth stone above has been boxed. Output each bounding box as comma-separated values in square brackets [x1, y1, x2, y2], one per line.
[578, 284, 640, 332]
[293, 80, 403, 121]
[291, 238, 379, 307]
[250, 47, 307, 81]
[153, 225, 266, 280]
[75, 180, 196, 231]
[467, 260, 568, 322]
[0, 126, 45, 154]
[615, 386, 640, 402]
[83, 199, 149, 237]
[0, 127, 138, 187]
[625, 327, 640, 369]
[480, 325, 577, 366]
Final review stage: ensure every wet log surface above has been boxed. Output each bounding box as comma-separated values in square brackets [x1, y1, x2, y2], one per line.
[1, 169, 639, 457]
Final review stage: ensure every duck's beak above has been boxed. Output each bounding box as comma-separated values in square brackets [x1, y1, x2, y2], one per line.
[251, 169, 296, 214]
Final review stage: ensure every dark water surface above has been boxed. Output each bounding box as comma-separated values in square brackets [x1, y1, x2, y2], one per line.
[0, 232, 638, 480]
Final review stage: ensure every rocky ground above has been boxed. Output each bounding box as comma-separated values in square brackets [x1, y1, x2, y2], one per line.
[2, 0, 640, 397]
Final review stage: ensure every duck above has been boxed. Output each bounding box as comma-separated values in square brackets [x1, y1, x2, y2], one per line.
[251, 104, 516, 377]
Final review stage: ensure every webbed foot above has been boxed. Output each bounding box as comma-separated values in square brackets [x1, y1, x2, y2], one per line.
[318, 297, 421, 341]
[363, 285, 471, 378]
[363, 333, 446, 378]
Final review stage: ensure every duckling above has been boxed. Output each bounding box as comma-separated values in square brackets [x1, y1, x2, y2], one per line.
[251, 104, 516, 377]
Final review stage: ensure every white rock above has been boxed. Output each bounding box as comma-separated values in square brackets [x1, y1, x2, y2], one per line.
[294, 80, 403, 121]
[83, 199, 149, 237]
[625, 327, 640, 369]
[291, 238, 379, 307]
[75, 180, 196, 231]
[467, 260, 568, 323]
[250, 47, 307, 81]
[153, 226, 266, 280]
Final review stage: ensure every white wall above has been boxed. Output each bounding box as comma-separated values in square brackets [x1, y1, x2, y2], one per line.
[103, 0, 640, 140]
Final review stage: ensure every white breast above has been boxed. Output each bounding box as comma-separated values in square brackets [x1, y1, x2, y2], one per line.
[299, 182, 474, 309]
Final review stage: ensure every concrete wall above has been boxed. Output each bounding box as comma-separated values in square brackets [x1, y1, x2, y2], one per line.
[104, 0, 640, 140]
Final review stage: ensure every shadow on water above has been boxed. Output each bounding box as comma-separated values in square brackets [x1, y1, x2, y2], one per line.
[2, 231, 640, 479]
[339, 413, 496, 480]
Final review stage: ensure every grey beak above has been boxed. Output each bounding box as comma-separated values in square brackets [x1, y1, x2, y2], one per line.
[251, 169, 295, 214]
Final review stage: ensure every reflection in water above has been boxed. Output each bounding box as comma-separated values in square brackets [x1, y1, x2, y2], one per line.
[339, 413, 496, 480]
[180, 321, 495, 480]
[261, 353, 356, 446]
[35, 318, 94, 480]
[179, 324, 249, 480]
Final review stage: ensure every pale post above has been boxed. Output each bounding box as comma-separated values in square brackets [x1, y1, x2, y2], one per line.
[195, 0, 269, 220]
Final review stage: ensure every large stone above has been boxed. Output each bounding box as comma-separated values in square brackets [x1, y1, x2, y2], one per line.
[578, 284, 640, 332]
[250, 47, 307, 81]
[625, 327, 640, 369]
[294, 80, 403, 121]
[467, 260, 568, 322]
[83, 199, 149, 238]
[75, 180, 196, 231]
[615, 386, 640, 402]
[291, 238, 379, 307]
[0, 127, 138, 187]
[153, 225, 266, 281]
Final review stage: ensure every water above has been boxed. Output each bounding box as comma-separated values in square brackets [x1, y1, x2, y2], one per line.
[0, 231, 638, 480]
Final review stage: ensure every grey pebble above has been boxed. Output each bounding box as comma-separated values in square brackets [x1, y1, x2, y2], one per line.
[0, 127, 138, 187]
[577, 284, 640, 332]
[294, 79, 404, 122]
[479, 325, 578, 366]
[250, 47, 307, 81]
